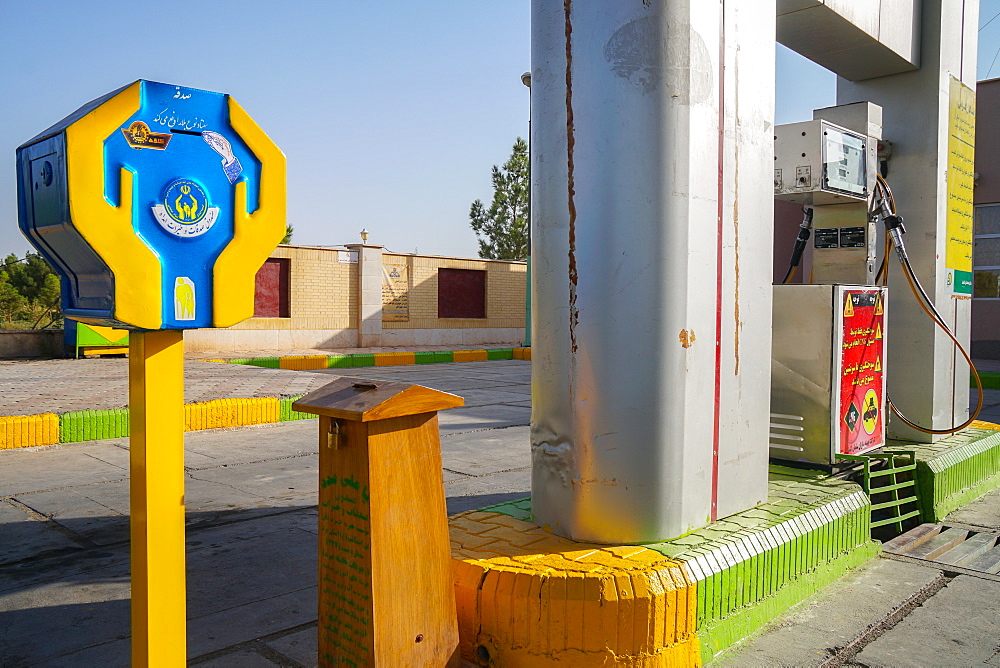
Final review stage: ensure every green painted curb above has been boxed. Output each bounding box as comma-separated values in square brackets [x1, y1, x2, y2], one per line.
[767, 464, 828, 480]
[212, 348, 534, 371]
[54, 399, 318, 446]
[703, 541, 880, 664]
[890, 428, 1000, 521]
[972, 370, 1000, 389]
[351, 353, 375, 367]
[649, 481, 872, 658]
[482, 480, 875, 664]
[414, 351, 437, 364]
[479, 497, 533, 522]
[279, 396, 314, 422]
[59, 409, 130, 443]
[327, 354, 353, 369]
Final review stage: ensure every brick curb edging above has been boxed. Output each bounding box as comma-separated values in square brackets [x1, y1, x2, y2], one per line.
[198, 346, 532, 369]
[450, 478, 878, 666]
[0, 347, 532, 450]
[0, 396, 314, 450]
[890, 422, 1000, 521]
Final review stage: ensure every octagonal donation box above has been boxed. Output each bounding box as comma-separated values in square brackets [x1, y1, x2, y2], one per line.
[15, 79, 285, 330]
[293, 377, 464, 668]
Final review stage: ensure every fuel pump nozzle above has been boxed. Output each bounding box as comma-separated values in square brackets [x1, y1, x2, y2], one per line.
[872, 178, 908, 262]
[781, 207, 813, 284]
[884, 214, 907, 262]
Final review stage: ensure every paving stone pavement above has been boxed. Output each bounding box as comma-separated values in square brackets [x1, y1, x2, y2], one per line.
[717, 484, 1000, 667]
[0, 346, 531, 417]
[0, 359, 338, 416]
[0, 360, 532, 666]
[3, 356, 1000, 666]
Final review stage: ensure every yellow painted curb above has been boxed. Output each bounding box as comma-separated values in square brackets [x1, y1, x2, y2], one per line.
[450, 511, 700, 667]
[198, 358, 227, 363]
[184, 398, 281, 431]
[374, 351, 416, 366]
[0, 414, 60, 449]
[278, 355, 328, 370]
[971, 420, 1000, 431]
[513, 347, 532, 360]
[80, 346, 130, 357]
[454, 349, 488, 363]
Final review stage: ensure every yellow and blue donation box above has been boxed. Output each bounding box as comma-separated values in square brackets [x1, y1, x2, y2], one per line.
[15, 79, 285, 330]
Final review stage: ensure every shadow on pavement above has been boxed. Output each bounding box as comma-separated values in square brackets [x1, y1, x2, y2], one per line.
[2, 488, 538, 666]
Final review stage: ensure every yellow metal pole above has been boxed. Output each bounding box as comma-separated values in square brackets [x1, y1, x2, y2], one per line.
[129, 329, 187, 666]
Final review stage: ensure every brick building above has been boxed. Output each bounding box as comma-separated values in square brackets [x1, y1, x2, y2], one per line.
[971, 77, 1000, 358]
[183, 244, 527, 352]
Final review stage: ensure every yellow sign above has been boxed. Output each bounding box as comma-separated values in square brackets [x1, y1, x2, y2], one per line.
[863, 388, 879, 435]
[382, 264, 409, 322]
[174, 277, 196, 321]
[121, 120, 171, 150]
[844, 294, 854, 318]
[874, 294, 883, 316]
[946, 77, 976, 295]
[875, 322, 882, 340]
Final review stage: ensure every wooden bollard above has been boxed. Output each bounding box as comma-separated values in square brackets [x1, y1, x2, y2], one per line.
[293, 377, 464, 667]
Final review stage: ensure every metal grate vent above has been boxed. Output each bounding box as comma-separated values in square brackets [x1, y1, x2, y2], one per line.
[883, 523, 1000, 574]
[769, 413, 805, 452]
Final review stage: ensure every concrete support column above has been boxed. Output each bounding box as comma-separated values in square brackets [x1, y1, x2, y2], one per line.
[347, 244, 384, 348]
[530, 0, 775, 543]
[836, 0, 979, 441]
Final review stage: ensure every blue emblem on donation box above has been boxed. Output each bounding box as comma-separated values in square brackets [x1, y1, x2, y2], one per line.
[153, 179, 219, 237]
[15, 79, 286, 331]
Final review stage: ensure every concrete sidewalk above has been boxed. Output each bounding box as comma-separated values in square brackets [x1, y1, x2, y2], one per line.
[0, 361, 532, 666]
[0, 358, 333, 417]
[182, 343, 521, 360]
[3, 359, 1000, 665]
[717, 486, 1000, 666]
[0, 345, 531, 449]
[0, 344, 519, 417]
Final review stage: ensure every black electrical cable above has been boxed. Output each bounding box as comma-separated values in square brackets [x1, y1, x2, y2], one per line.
[874, 175, 984, 434]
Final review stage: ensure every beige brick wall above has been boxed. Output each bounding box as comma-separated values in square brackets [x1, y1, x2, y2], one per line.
[229, 245, 358, 331]
[382, 253, 526, 330]
[226, 245, 525, 333]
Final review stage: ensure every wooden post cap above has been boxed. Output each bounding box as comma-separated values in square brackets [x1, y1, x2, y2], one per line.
[291, 376, 464, 421]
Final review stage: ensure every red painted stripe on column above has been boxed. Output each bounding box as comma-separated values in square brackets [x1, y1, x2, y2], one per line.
[712, 1, 726, 522]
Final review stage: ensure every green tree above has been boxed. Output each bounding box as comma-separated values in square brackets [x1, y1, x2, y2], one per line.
[0, 252, 62, 328]
[470, 137, 529, 261]
[0, 271, 28, 327]
[5, 252, 54, 302]
[281, 224, 294, 244]
[30, 273, 62, 328]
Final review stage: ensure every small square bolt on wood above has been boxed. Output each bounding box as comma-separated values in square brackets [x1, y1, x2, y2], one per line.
[293, 377, 465, 667]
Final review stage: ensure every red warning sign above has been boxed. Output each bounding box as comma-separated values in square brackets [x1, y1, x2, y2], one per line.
[839, 289, 885, 455]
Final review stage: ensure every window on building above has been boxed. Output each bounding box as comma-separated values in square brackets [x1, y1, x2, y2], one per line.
[254, 258, 290, 317]
[438, 268, 486, 318]
[975, 205, 1000, 299]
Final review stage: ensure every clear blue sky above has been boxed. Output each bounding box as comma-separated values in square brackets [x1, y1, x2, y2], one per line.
[1, 2, 999, 259]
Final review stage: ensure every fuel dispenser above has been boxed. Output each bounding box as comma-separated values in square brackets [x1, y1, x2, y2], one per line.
[770, 103, 888, 466]
[770, 102, 983, 468]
